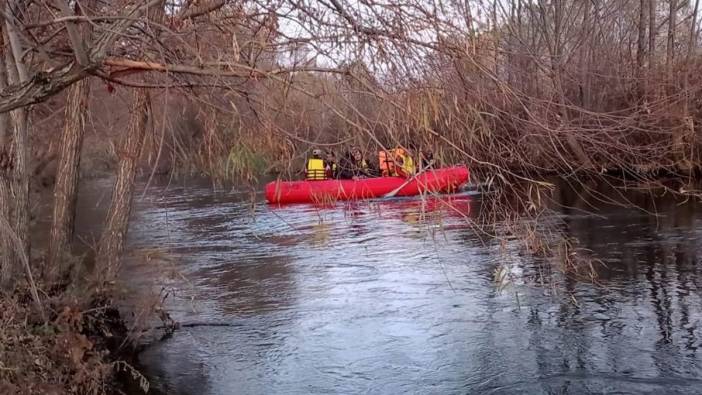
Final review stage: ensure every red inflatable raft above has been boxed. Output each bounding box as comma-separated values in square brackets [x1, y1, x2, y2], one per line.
[265, 166, 470, 204]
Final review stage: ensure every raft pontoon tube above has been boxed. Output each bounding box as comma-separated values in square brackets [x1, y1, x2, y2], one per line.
[265, 166, 470, 204]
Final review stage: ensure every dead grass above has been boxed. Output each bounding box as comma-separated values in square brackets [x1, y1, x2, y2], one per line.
[0, 284, 146, 395]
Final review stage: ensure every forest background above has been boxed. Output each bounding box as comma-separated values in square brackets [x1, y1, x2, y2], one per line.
[1, 0, 702, 393]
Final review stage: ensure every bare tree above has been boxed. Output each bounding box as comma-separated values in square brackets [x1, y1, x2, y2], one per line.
[649, 0, 657, 68]
[687, 0, 700, 60]
[637, 0, 648, 75]
[0, 25, 13, 289]
[667, 0, 678, 78]
[5, 0, 32, 272]
[47, 0, 97, 279]
[46, 80, 89, 277]
[96, 89, 149, 279]
[97, 1, 166, 281]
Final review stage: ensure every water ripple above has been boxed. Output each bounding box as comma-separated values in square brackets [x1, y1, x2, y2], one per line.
[124, 183, 702, 395]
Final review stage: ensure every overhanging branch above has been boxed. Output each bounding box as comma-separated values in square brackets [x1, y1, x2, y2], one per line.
[104, 57, 346, 78]
[0, 63, 87, 114]
[0, 0, 161, 114]
[178, 0, 225, 19]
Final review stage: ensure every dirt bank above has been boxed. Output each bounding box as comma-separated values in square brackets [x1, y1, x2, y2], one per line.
[0, 282, 148, 395]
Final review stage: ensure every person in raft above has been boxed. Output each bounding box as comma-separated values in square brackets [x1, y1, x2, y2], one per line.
[419, 148, 435, 169]
[305, 148, 327, 180]
[378, 146, 415, 177]
[393, 146, 415, 178]
[339, 147, 377, 180]
[325, 150, 338, 179]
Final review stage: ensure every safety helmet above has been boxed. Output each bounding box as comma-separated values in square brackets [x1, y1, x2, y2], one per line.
[312, 148, 322, 156]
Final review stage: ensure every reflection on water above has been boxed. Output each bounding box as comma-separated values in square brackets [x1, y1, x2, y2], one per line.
[122, 181, 702, 394]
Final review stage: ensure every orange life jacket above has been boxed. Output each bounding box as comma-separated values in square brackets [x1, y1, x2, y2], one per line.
[378, 151, 395, 176]
[379, 148, 415, 177]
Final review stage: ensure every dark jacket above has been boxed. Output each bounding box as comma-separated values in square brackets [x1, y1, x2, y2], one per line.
[420, 152, 435, 169]
[338, 152, 377, 179]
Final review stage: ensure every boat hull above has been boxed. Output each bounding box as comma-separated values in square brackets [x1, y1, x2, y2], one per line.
[265, 166, 470, 204]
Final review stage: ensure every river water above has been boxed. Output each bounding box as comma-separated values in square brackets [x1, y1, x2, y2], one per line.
[120, 179, 702, 394]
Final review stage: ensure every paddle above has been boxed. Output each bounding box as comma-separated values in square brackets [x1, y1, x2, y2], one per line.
[382, 163, 434, 198]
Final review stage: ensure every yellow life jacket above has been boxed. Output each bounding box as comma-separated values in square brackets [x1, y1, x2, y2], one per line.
[392, 148, 414, 177]
[306, 158, 326, 180]
[400, 154, 415, 176]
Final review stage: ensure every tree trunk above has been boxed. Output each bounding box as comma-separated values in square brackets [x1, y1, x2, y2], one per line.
[10, 108, 29, 262]
[46, 0, 98, 282]
[667, 0, 684, 168]
[0, 33, 7, 151]
[464, 0, 475, 55]
[580, 0, 592, 108]
[5, 2, 31, 269]
[492, 1, 499, 76]
[96, 0, 163, 283]
[666, 0, 677, 77]
[0, 114, 12, 289]
[47, 79, 89, 279]
[0, 177, 12, 289]
[687, 0, 700, 62]
[637, 0, 647, 76]
[649, 0, 656, 67]
[680, 0, 700, 173]
[96, 89, 149, 280]
[550, 0, 594, 169]
[0, 28, 13, 290]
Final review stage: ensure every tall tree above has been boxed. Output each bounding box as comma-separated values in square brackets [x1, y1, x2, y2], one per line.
[0, 27, 12, 289]
[47, 0, 97, 280]
[540, 0, 594, 169]
[96, 89, 149, 279]
[46, 80, 89, 278]
[637, 0, 648, 73]
[649, 0, 657, 67]
[5, 1, 31, 273]
[97, 1, 165, 281]
[667, 0, 677, 77]
[687, 0, 700, 61]
[581, 0, 593, 107]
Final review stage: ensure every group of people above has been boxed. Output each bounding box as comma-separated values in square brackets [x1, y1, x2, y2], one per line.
[304, 146, 435, 181]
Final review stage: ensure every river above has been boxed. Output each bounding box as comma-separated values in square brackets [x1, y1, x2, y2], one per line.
[115, 179, 702, 394]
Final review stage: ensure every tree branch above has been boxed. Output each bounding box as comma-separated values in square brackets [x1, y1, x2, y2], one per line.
[53, 0, 90, 66]
[103, 57, 345, 78]
[178, 0, 225, 20]
[0, 0, 162, 114]
[0, 63, 86, 114]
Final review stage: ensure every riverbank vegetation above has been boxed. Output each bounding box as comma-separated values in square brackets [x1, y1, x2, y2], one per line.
[2, 0, 702, 392]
